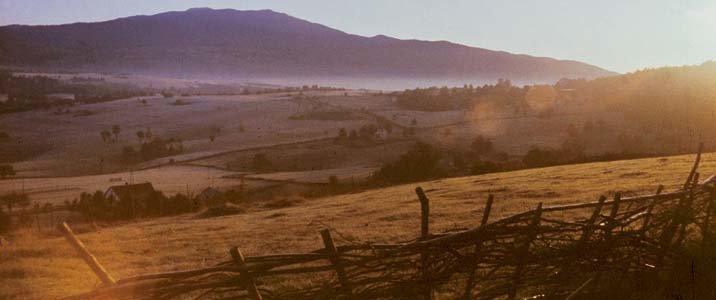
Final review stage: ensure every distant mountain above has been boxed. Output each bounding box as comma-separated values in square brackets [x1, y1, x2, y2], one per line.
[0, 8, 615, 82]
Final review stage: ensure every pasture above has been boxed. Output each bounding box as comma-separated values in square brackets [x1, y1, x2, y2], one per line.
[1, 152, 712, 299]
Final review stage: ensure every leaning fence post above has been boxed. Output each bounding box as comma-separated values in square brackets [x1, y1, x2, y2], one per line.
[703, 184, 716, 247]
[641, 185, 664, 235]
[463, 194, 494, 299]
[60, 222, 116, 285]
[684, 142, 703, 190]
[415, 186, 433, 300]
[674, 173, 699, 246]
[577, 196, 606, 249]
[605, 192, 621, 238]
[230, 247, 262, 300]
[507, 202, 542, 300]
[320, 229, 352, 296]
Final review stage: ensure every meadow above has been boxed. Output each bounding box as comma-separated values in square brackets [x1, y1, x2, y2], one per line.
[1, 152, 712, 299]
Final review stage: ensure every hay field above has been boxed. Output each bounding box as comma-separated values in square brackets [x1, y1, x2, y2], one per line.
[0, 165, 244, 205]
[1, 152, 712, 299]
[0, 92, 373, 177]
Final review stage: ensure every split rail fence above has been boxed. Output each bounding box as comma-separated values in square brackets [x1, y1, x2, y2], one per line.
[60, 148, 716, 299]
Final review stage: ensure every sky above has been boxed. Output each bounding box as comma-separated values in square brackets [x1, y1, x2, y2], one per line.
[1, 0, 714, 73]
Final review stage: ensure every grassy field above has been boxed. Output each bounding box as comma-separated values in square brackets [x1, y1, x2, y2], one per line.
[1, 152, 712, 299]
[0, 165, 245, 205]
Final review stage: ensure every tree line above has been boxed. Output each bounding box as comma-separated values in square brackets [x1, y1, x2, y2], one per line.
[0, 70, 153, 114]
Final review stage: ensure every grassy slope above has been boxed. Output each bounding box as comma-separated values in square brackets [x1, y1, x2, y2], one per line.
[2, 152, 714, 299]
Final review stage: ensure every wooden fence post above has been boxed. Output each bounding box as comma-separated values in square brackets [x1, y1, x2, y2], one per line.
[415, 186, 432, 300]
[462, 194, 494, 299]
[578, 196, 607, 247]
[60, 222, 116, 285]
[416, 187, 430, 239]
[230, 247, 262, 300]
[507, 202, 542, 300]
[641, 186, 664, 235]
[605, 192, 621, 238]
[674, 173, 699, 246]
[703, 185, 716, 247]
[683, 142, 703, 189]
[320, 229, 352, 296]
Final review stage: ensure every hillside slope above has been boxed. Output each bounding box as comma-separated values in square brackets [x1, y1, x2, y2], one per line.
[0, 8, 614, 82]
[1, 152, 712, 299]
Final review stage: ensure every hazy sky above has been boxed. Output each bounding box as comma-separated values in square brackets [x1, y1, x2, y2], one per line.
[1, 0, 714, 73]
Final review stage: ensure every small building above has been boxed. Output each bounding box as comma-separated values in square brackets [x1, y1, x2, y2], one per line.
[104, 183, 156, 202]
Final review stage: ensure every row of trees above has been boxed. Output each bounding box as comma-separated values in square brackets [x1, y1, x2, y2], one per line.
[396, 79, 525, 111]
[67, 191, 197, 221]
[0, 70, 153, 114]
[121, 137, 184, 162]
[0, 193, 30, 233]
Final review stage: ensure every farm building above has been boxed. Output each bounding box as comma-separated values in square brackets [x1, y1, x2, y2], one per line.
[104, 183, 156, 202]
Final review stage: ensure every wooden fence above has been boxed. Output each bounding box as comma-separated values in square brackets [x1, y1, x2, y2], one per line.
[60, 150, 716, 300]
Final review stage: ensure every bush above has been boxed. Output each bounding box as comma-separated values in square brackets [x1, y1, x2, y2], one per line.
[0, 164, 15, 178]
[0, 210, 10, 234]
[328, 175, 339, 185]
[522, 147, 560, 168]
[471, 136, 494, 155]
[471, 160, 500, 175]
[252, 153, 272, 171]
[372, 142, 444, 184]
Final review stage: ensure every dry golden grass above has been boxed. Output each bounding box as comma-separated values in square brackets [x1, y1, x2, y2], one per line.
[1, 152, 713, 299]
[0, 165, 243, 205]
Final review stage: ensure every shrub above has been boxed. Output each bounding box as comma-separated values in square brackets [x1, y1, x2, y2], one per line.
[471, 135, 494, 155]
[0, 210, 10, 234]
[252, 153, 273, 171]
[0, 165, 15, 179]
[372, 142, 444, 184]
[522, 147, 561, 168]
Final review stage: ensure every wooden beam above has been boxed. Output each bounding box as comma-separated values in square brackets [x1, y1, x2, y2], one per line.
[463, 194, 494, 299]
[60, 222, 116, 285]
[415, 186, 433, 300]
[508, 202, 542, 300]
[416, 187, 430, 239]
[684, 142, 703, 189]
[320, 229, 352, 295]
[230, 247, 262, 300]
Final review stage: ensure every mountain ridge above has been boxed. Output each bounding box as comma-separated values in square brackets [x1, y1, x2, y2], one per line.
[0, 8, 616, 82]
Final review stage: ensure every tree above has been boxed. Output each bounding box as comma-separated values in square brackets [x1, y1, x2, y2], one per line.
[522, 147, 559, 168]
[111, 125, 121, 141]
[0, 165, 15, 179]
[348, 130, 359, 140]
[0, 210, 10, 233]
[372, 142, 444, 184]
[252, 153, 272, 171]
[471, 136, 494, 155]
[100, 130, 111, 143]
[136, 130, 145, 143]
[337, 128, 347, 140]
[0, 192, 30, 216]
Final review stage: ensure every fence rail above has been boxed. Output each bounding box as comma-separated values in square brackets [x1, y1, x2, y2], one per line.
[60, 150, 716, 300]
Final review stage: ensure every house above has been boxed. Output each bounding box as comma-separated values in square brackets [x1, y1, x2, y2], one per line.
[197, 187, 222, 203]
[104, 183, 156, 202]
